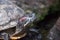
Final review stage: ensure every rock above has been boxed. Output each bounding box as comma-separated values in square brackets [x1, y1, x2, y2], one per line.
[47, 17, 60, 40]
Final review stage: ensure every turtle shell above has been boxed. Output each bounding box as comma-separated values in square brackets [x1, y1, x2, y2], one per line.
[0, 0, 25, 31]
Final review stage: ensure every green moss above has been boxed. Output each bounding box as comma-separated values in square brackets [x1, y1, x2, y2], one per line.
[36, 7, 48, 21]
[48, 0, 60, 14]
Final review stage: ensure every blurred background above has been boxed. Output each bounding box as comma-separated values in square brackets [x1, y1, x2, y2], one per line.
[5, 0, 60, 40]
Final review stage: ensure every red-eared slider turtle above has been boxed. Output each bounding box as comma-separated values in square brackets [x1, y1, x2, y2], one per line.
[0, 0, 36, 40]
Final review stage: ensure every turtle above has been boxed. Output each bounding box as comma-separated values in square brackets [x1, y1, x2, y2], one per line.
[0, 0, 36, 40]
[0, 0, 26, 40]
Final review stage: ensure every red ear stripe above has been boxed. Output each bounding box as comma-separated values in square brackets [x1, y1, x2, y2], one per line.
[20, 17, 27, 22]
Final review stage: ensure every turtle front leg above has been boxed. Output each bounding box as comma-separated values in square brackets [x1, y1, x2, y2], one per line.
[2, 33, 10, 40]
